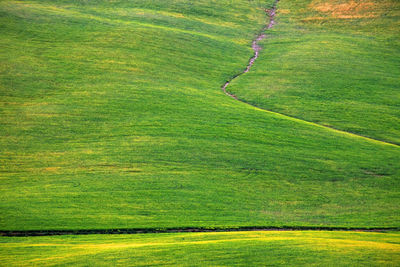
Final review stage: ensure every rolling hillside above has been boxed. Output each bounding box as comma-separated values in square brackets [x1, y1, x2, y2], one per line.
[0, 0, 399, 265]
[227, 0, 400, 144]
[1, 231, 399, 266]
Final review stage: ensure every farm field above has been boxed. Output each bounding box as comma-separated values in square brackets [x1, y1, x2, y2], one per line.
[1, 231, 399, 266]
[227, 0, 400, 144]
[0, 0, 399, 265]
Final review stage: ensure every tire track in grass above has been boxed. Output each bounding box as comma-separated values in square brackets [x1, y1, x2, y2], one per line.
[221, 0, 398, 148]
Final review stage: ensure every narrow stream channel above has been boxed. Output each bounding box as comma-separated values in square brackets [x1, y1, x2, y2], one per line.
[221, 0, 279, 98]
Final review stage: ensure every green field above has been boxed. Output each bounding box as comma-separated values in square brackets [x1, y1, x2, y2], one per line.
[0, 0, 399, 265]
[227, 0, 400, 144]
[1, 231, 399, 266]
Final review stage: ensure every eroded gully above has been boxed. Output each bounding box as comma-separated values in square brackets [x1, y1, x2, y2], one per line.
[222, 0, 278, 98]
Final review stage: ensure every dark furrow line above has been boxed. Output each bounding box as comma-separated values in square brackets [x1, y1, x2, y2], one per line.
[221, 0, 398, 148]
[1, 227, 398, 237]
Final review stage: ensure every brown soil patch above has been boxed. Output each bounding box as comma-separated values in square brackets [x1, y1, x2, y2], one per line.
[310, 1, 379, 19]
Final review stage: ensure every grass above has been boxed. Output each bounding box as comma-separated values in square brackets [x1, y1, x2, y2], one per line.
[0, 0, 399, 231]
[0, 231, 399, 266]
[227, 0, 400, 145]
[0, 0, 399, 265]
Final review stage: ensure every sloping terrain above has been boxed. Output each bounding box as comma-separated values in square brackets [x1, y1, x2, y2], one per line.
[0, 0, 399, 265]
[1, 231, 399, 266]
[227, 0, 400, 144]
[0, 0, 399, 230]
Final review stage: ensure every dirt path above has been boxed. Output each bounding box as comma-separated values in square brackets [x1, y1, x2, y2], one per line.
[221, 0, 398, 148]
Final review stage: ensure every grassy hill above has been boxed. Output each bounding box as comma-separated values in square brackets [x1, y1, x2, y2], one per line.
[1, 231, 399, 266]
[227, 0, 400, 144]
[0, 0, 399, 265]
[1, 0, 399, 230]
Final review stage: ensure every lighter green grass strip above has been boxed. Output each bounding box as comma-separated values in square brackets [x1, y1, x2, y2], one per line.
[5, 1, 229, 42]
[245, 101, 399, 147]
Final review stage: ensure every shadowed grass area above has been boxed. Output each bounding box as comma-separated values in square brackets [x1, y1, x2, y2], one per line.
[227, 0, 400, 144]
[0, 0, 399, 232]
[0, 231, 399, 266]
